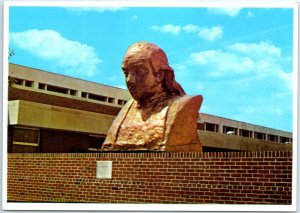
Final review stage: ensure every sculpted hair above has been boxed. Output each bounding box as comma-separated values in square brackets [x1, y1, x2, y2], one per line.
[160, 64, 186, 97]
[125, 42, 186, 97]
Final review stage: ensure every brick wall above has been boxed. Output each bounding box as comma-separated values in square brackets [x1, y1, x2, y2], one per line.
[7, 151, 292, 204]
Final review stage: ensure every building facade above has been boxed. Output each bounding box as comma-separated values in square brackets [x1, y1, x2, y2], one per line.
[7, 63, 292, 153]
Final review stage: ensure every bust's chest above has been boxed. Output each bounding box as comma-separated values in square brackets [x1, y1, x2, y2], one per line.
[116, 105, 169, 150]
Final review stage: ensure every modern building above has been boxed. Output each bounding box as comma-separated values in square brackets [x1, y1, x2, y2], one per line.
[7, 63, 292, 153]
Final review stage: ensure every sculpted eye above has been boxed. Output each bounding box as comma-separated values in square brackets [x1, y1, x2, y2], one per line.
[122, 68, 128, 77]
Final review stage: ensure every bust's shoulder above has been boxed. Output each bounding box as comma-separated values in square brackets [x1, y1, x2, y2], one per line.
[170, 95, 203, 111]
[176, 95, 202, 103]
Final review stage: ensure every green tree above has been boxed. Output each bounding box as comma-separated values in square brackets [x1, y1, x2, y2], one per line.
[8, 48, 14, 60]
[8, 48, 17, 87]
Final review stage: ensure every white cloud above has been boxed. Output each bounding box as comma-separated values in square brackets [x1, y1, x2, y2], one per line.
[194, 82, 205, 91]
[189, 41, 288, 82]
[247, 11, 255, 18]
[197, 26, 223, 41]
[131, 15, 138, 22]
[207, 7, 242, 17]
[190, 49, 255, 77]
[153, 24, 223, 41]
[183, 24, 223, 41]
[183, 24, 200, 33]
[65, 7, 126, 13]
[10, 29, 101, 77]
[237, 101, 284, 120]
[151, 24, 181, 35]
[227, 41, 281, 59]
[278, 71, 293, 91]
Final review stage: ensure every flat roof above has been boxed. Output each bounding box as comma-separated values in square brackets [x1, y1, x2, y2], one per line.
[9, 63, 129, 92]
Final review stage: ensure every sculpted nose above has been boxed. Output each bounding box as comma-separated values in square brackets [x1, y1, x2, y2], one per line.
[126, 73, 135, 84]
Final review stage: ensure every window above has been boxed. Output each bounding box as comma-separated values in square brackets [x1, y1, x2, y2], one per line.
[280, 136, 291, 143]
[12, 127, 39, 153]
[223, 126, 237, 135]
[12, 78, 24, 86]
[38, 83, 46, 90]
[239, 129, 253, 138]
[88, 93, 107, 102]
[25, 80, 34, 87]
[204, 122, 219, 132]
[70, 89, 77, 96]
[108, 97, 115, 104]
[254, 132, 265, 140]
[118, 99, 127, 105]
[88, 134, 106, 152]
[47, 85, 68, 94]
[81, 92, 88, 98]
[268, 134, 278, 142]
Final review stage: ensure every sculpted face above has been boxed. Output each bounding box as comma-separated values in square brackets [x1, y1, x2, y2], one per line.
[122, 55, 160, 102]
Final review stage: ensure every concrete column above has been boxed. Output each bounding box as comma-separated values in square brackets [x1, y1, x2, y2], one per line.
[33, 82, 39, 89]
[250, 131, 254, 138]
[219, 125, 222, 133]
[215, 125, 219, 133]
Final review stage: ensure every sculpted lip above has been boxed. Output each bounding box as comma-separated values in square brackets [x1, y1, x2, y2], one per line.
[128, 86, 138, 91]
[128, 88, 140, 97]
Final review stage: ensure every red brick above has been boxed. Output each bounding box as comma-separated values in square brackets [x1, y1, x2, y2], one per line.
[7, 152, 292, 204]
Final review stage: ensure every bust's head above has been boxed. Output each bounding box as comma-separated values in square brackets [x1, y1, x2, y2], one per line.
[122, 42, 185, 102]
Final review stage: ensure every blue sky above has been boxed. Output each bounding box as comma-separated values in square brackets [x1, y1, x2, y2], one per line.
[8, 5, 294, 132]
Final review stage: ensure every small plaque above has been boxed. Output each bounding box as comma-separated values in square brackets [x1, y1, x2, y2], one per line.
[96, 161, 112, 179]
